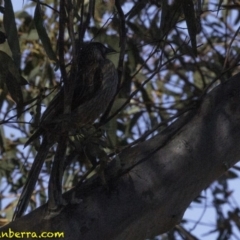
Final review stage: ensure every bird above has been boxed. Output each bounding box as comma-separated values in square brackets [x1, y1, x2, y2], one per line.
[12, 42, 118, 220]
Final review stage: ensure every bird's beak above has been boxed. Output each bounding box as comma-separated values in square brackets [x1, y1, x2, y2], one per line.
[106, 46, 117, 54]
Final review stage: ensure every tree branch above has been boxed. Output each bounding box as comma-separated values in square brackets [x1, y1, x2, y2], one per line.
[5, 73, 240, 240]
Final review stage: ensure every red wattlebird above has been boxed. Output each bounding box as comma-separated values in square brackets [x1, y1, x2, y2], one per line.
[13, 42, 118, 220]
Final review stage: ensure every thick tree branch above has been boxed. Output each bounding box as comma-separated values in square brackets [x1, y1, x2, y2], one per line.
[4, 73, 240, 239]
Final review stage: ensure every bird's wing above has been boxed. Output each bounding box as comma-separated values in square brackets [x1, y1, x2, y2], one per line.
[101, 59, 118, 91]
[70, 63, 103, 111]
[29, 58, 115, 139]
[68, 59, 117, 125]
[24, 90, 64, 147]
[41, 89, 64, 123]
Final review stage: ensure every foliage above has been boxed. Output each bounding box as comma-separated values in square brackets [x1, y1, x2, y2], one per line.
[0, 0, 240, 239]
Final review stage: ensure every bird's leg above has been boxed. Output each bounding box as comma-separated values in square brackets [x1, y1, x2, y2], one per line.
[84, 139, 110, 188]
[97, 154, 109, 187]
[45, 136, 67, 219]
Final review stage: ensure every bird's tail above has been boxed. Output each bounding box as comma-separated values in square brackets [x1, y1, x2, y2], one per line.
[12, 137, 51, 220]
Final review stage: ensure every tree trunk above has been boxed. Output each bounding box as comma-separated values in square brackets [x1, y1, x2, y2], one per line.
[3, 73, 240, 240]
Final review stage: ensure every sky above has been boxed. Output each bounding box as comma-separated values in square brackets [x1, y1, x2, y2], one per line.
[12, 0, 25, 11]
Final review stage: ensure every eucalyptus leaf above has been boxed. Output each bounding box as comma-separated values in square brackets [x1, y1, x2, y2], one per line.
[34, 2, 57, 62]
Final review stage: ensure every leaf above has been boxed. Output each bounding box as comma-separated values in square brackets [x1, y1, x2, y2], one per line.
[5, 71, 24, 117]
[0, 51, 24, 117]
[213, 198, 226, 205]
[34, 1, 57, 62]
[3, 0, 21, 68]
[217, 0, 224, 15]
[182, 0, 198, 56]
[225, 170, 238, 179]
[0, 51, 9, 82]
[129, 111, 143, 131]
[21, 29, 39, 41]
[0, 51, 27, 86]
[0, 127, 5, 153]
[135, 80, 152, 113]
[0, 31, 7, 44]
[0, 6, 4, 14]
[126, 1, 146, 19]
[159, 0, 182, 37]
[233, 165, 240, 171]
[19, 76, 28, 85]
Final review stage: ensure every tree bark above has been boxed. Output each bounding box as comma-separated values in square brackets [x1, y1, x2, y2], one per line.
[3, 73, 240, 240]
